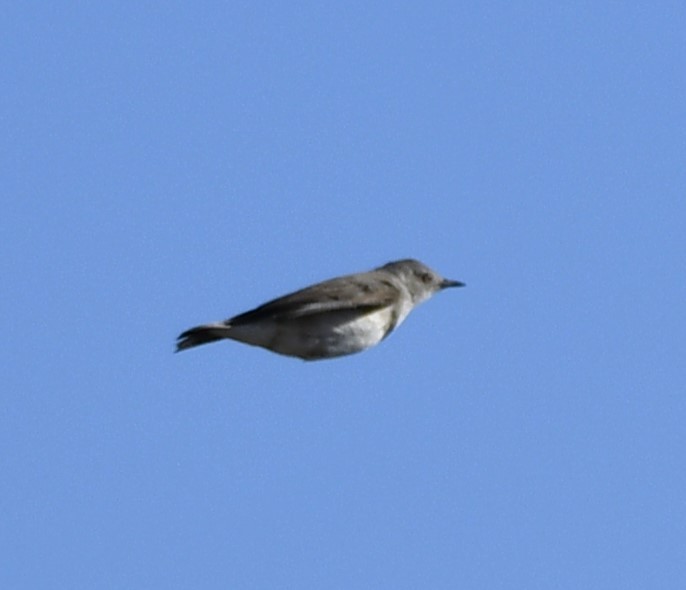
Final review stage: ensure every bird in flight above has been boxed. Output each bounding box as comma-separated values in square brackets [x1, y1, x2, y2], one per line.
[176, 259, 464, 360]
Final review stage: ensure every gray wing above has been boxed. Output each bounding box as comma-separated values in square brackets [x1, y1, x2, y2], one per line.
[226, 272, 400, 326]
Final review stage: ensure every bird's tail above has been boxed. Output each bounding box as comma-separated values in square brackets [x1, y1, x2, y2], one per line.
[175, 322, 231, 352]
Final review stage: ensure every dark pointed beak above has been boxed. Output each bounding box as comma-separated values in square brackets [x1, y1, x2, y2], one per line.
[441, 278, 465, 289]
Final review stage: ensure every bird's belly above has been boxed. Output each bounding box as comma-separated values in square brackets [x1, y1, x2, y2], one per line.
[231, 308, 395, 360]
[316, 309, 393, 357]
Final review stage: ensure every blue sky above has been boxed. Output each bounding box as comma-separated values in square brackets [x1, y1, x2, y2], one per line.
[3, 3, 685, 588]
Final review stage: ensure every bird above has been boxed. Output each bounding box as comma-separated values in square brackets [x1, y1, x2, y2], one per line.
[176, 259, 464, 360]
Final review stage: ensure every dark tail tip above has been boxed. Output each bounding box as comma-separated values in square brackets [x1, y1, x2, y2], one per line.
[175, 324, 227, 352]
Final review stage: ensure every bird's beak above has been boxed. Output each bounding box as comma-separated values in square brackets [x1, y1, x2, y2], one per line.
[441, 278, 465, 289]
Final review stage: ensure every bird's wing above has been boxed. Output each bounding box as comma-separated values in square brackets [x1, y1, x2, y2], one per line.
[226, 273, 400, 326]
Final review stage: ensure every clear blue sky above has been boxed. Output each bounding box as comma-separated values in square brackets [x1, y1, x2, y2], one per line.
[3, 3, 685, 589]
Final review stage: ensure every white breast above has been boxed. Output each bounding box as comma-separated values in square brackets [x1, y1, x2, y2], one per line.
[227, 299, 415, 360]
[336, 307, 396, 350]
